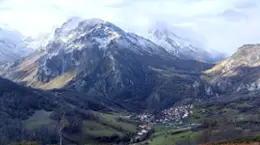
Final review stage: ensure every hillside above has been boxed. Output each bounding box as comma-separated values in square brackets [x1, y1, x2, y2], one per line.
[204, 44, 260, 93]
[0, 77, 141, 144]
[0, 77, 57, 144]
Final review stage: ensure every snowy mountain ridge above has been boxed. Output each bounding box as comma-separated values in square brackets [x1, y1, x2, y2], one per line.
[0, 18, 213, 111]
[0, 18, 226, 64]
[42, 18, 168, 59]
[147, 26, 225, 62]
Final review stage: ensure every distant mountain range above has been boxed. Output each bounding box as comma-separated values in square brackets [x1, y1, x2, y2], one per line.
[0, 18, 214, 111]
[0, 18, 227, 65]
[3, 17, 256, 111]
[0, 27, 53, 64]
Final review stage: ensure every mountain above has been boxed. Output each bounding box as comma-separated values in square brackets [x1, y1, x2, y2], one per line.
[0, 18, 214, 111]
[190, 45, 260, 144]
[204, 44, 260, 93]
[22, 33, 53, 51]
[1, 19, 260, 145]
[0, 27, 33, 64]
[148, 27, 226, 62]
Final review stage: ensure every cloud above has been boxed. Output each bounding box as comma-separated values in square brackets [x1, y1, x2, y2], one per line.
[0, 0, 122, 36]
[0, 0, 260, 54]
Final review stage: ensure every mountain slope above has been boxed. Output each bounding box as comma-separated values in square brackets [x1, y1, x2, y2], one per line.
[0, 28, 33, 64]
[0, 77, 137, 144]
[204, 44, 260, 93]
[0, 18, 214, 111]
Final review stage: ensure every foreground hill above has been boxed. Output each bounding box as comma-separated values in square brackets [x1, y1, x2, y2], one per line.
[0, 18, 214, 111]
[0, 77, 57, 144]
[0, 77, 139, 144]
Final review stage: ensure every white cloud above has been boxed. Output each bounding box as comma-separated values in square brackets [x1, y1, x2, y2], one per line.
[0, 0, 260, 54]
[0, 0, 122, 36]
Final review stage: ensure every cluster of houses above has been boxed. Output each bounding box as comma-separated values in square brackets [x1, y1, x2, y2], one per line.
[131, 124, 152, 143]
[129, 105, 195, 143]
[135, 105, 194, 126]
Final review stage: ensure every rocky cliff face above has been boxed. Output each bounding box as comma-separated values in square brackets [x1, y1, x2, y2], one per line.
[205, 44, 260, 93]
[0, 18, 214, 111]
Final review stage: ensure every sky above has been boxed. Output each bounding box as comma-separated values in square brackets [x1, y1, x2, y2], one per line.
[0, 0, 260, 54]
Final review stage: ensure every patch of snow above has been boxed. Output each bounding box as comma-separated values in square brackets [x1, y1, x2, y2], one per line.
[0, 28, 33, 62]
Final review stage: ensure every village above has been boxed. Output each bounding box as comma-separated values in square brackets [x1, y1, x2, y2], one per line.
[135, 105, 193, 126]
[129, 105, 195, 143]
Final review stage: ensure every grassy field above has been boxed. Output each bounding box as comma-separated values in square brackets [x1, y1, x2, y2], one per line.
[69, 119, 124, 145]
[153, 124, 177, 133]
[82, 120, 123, 137]
[147, 130, 200, 145]
[186, 108, 208, 123]
[23, 110, 54, 129]
[186, 104, 242, 124]
[67, 111, 138, 144]
[135, 124, 200, 145]
[201, 135, 260, 145]
[100, 113, 137, 133]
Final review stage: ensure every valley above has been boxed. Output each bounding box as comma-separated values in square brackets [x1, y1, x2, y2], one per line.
[0, 17, 260, 145]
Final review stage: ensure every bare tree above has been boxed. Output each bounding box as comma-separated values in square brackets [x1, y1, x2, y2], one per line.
[59, 113, 69, 145]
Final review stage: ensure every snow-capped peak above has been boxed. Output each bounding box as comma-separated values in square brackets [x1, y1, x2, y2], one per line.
[147, 25, 224, 62]
[40, 18, 169, 59]
[0, 28, 34, 63]
[149, 27, 200, 53]
[54, 17, 83, 37]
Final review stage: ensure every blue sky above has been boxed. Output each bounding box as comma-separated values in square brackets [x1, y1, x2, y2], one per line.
[0, 0, 260, 54]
